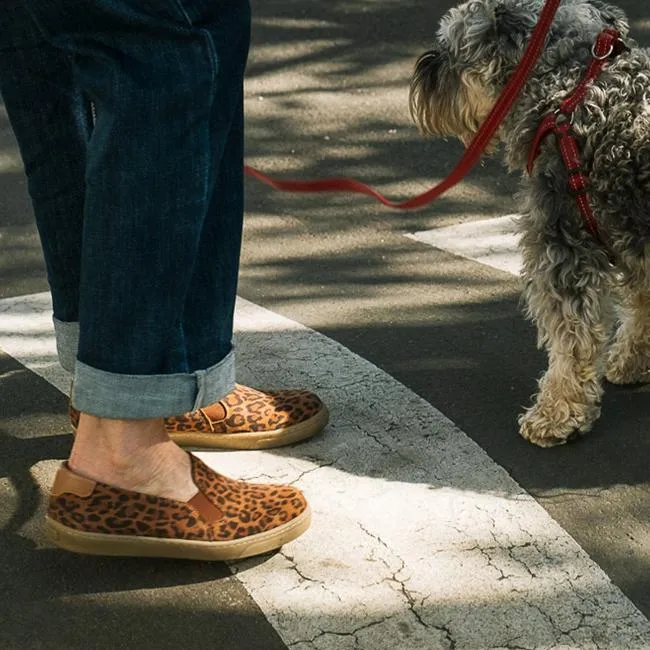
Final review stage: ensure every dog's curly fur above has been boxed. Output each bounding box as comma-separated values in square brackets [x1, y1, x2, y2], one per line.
[410, 0, 650, 447]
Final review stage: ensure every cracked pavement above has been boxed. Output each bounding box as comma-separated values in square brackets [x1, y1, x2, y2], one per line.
[223, 299, 650, 650]
[3, 293, 650, 649]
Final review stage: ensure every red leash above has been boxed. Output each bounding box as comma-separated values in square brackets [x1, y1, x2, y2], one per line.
[527, 28, 626, 245]
[245, 0, 562, 210]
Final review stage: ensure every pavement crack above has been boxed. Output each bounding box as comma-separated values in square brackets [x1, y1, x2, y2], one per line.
[355, 423, 393, 452]
[357, 522, 457, 647]
[288, 458, 340, 485]
[287, 618, 388, 649]
[280, 550, 343, 602]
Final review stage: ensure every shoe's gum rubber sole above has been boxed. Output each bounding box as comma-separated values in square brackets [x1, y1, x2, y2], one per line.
[45, 506, 311, 561]
[170, 406, 329, 450]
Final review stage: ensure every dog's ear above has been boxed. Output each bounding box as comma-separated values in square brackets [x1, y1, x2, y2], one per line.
[587, 0, 629, 37]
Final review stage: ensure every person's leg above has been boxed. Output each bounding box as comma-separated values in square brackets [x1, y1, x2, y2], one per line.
[0, 1, 90, 353]
[2, 0, 327, 459]
[1, 0, 310, 559]
[1, 0, 220, 499]
[64, 0, 242, 412]
[28, 0, 246, 493]
[26, 0, 315, 422]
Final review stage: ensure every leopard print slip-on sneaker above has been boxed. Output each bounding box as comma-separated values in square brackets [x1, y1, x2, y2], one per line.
[70, 384, 329, 450]
[165, 384, 329, 449]
[45, 454, 311, 561]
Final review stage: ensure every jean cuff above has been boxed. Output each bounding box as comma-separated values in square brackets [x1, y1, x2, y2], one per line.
[53, 317, 79, 373]
[71, 350, 236, 419]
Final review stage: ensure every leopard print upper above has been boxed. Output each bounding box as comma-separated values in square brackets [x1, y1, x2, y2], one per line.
[48, 455, 308, 541]
[165, 384, 324, 434]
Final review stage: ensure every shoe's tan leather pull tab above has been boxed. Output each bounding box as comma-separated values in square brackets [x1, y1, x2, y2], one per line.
[199, 402, 227, 428]
[50, 464, 96, 498]
[187, 491, 223, 524]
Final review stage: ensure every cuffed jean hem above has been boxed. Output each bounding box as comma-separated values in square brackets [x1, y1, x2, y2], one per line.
[53, 317, 79, 373]
[70, 351, 236, 419]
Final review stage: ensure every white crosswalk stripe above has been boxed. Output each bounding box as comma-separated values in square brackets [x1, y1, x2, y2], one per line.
[407, 215, 522, 276]
[1, 291, 649, 649]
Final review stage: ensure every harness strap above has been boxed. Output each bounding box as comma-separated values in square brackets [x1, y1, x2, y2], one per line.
[527, 29, 626, 245]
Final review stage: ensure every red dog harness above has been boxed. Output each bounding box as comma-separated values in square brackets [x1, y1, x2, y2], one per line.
[527, 28, 627, 245]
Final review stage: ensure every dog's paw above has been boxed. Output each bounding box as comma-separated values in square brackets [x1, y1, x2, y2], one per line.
[518, 401, 599, 448]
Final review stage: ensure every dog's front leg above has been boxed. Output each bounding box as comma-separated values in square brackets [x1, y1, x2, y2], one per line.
[518, 237, 613, 448]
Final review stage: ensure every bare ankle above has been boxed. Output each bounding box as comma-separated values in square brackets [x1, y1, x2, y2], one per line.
[68, 413, 197, 502]
[70, 414, 165, 474]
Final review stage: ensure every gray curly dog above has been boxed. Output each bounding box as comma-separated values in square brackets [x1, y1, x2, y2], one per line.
[410, 0, 650, 447]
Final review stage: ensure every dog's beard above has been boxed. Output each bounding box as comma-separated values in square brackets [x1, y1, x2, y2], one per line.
[410, 56, 497, 150]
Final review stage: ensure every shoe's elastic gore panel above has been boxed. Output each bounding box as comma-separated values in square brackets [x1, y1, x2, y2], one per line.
[187, 490, 223, 523]
[50, 464, 96, 497]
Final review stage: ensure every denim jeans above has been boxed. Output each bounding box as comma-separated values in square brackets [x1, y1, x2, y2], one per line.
[0, 0, 251, 417]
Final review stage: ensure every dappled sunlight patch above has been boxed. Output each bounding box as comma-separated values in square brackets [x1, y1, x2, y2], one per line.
[0, 292, 69, 393]
[0, 151, 23, 174]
